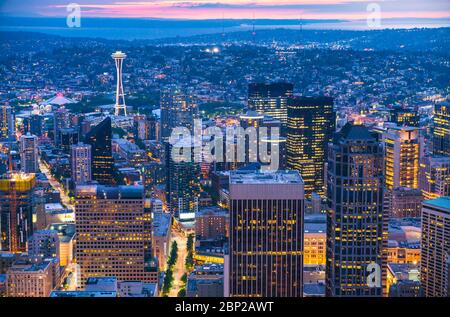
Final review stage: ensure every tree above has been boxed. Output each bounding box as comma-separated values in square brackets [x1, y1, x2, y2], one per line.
[185, 234, 195, 271]
[162, 269, 174, 294]
[177, 288, 186, 297]
[181, 273, 188, 284]
[187, 234, 194, 251]
[185, 252, 194, 271]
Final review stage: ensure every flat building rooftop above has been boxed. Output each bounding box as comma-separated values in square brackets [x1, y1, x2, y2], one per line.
[230, 170, 303, 185]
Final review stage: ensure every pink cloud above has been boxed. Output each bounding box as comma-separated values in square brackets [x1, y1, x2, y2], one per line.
[43, 0, 450, 19]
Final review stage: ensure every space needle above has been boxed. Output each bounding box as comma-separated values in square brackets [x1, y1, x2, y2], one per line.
[112, 51, 127, 116]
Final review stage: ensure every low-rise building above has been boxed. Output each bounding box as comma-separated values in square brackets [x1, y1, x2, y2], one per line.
[152, 212, 172, 271]
[304, 214, 326, 266]
[6, 260, 55, 297]
[195, 206, 228, 240]
[47, 223, 75, 267]
[186, 264, 224, 297]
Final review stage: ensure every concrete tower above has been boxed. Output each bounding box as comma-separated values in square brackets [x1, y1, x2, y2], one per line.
[112, 51, 127, 116]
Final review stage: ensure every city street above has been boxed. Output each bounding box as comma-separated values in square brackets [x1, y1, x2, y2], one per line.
[168, 228, 187, 297]
[38, 158, 74, 210]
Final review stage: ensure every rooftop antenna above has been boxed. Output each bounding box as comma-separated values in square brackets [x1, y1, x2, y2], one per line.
[221, 13, 226, 38]
[299, 14, 303, 43]
[252, 12, 256, 37]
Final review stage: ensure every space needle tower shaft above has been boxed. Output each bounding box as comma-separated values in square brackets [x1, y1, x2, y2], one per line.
[112, 51, 127, 116]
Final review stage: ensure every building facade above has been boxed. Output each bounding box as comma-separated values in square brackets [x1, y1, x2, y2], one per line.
[0, 105, 15, 141]
[70, 143, 92, 185]
[420, 155, 450, 200]
[421, 197, 450, 297]
[247, 82, 293, 126]
[0, 173, 36, 252]
[229, 170, 304, 297]
[166, 141, 200, 222]
[160, 87, 198, 141]
[382, 126, 420, 190]
[20, 133, 38, 173]
[84, 117, 115, 185]
[326, 123, 387, 297]
[74, 185, 157, 287]
[432, 100, 450, 156]
[286, 96, 335, 197]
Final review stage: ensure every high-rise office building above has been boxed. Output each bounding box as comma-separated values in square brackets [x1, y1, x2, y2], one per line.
[166, 140, 200, 222]
[239, 111, 285, 169]
[432, 100, 450, 156]
[382, 126, 420, 190]
[53, 107, 70, 145]
[286, 96, 335, 197]
[420, 155, 450, 199]
[137, 114, 159, 141]
[160, 87, 198, 141]
[421, 197, 450, 297]
[28, 230, 60, 261]
[0, 105, 15, 141]
[0, 173, 36, 252]
[23, 114, 43, 137]
[228, 170, 304, 297]
[20, 133, 38, 173]
[70, 143, 92, 185]
[247, 83, 293, 126]
[75, 185, 157, 287]
[60, 128, 79, 153]
[84, 117, 115, 185]
[390, 106, 420, 127]
[326, 123, 387, 297]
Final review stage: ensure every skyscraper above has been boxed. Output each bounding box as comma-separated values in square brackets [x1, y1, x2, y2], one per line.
[420, 155, 450, 199]
[228, 170, 304, 297]
[432, 100, 450, 156]
[53, 107, 70, 146]
[166, 140, 200, 222]
[421, 197, 450, 297]
[326, 123, 387, 297]
[382, 126, 420, 190]
[84, 117, 115, 185]
[23, 114, 43, 137]
[247, 82, 293, 126]
[59, 128, 79, 153]
[390, 106, 420, 127]
[137, 114, 160, 141]
[160, 87, 198, 141]
[71, 143, 92, 185]
[286, 96, 335, 197]
[75, 185, 157, 287]
[0, 173, 36, 252]
[239, 111, 285, 169]
[0, 105, 15, 141]
[20, 133, 38, 173]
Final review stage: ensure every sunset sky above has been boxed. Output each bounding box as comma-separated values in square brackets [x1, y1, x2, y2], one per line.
[1, 0, 449, 20]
